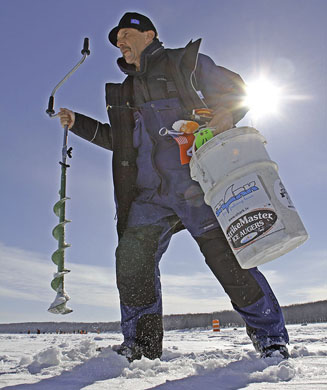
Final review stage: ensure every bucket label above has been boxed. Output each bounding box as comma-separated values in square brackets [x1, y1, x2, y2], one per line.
[227, 209, 277, 249]
[213, 173, 283, 252]
[274, 179, 296, 210]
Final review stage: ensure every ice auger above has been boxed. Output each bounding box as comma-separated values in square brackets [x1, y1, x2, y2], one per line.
[46, 38, 90, 314]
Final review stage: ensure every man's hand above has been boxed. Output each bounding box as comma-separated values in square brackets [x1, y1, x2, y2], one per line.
[58, 108, 75, 129]
[208, 107, 233, 135]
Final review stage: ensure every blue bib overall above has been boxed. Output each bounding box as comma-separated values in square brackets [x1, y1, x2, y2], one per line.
[116, 97, 288, 356]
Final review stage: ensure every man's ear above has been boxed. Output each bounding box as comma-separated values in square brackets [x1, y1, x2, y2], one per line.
[145, 30, 156, 44]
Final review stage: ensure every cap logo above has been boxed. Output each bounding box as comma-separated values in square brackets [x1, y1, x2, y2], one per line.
[130, 18, 140, 25]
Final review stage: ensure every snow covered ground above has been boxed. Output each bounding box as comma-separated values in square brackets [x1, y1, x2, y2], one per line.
[0, 323, 326, 389]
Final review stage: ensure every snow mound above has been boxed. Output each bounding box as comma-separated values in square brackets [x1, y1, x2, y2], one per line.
[64, 339, 96, 360]
[290, 344, 310, 357]
[27, 346, 62, 374]
[0, 354, 10, 362]
[250, 360, 296, 383]
[22, 338, 97, 375]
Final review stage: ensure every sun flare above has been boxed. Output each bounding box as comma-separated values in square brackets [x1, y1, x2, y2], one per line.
[244, 78, 282, 119]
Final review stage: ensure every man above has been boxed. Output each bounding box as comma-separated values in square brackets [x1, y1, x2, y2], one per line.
[58, 12, 289, 362]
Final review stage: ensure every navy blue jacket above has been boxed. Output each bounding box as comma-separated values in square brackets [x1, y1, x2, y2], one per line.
[71, 39, 247, 237]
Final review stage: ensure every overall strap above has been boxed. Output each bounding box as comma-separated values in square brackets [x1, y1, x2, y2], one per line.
[165, 40, 207, 113]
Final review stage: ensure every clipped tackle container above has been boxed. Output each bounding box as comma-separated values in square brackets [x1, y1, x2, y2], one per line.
[190, 127, 308, 269]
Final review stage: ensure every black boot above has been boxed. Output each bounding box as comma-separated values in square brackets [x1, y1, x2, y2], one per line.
[247, 325, 289, 359]
[260, 344, 290, 359]
[112, 343, 143, 362]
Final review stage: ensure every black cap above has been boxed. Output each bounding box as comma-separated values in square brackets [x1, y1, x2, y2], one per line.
[108, 12, 157, 47]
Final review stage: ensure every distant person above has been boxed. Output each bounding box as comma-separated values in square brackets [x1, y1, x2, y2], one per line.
[58, 12, 289, 361]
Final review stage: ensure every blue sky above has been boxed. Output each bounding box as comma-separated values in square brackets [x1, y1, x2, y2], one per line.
[0, 0, 326, 323]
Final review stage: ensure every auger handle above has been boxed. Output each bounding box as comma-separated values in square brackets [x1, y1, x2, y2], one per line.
[46, 37, 90, 117]
[46, 96, 55, 116]
[81, 37, 90, 55]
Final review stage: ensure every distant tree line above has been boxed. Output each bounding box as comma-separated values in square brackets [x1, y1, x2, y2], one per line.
[0, 300, 326, 334]
[0, 321, 121, 334]
[163, 310, 243, 330]
[282, 300, 327, 325]
[164, 300, 327, 330]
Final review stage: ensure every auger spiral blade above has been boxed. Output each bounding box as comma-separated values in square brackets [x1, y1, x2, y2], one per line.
[48, 181, 73, 314]
[48, 290, 73, 315]
[48, 125, 73, 315]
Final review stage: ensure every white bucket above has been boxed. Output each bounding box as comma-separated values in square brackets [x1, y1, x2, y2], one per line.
[190, 127, 308, 269]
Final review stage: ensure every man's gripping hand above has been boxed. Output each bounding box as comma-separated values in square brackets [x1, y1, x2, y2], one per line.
[208, 107, 233, 135]
[58, 108, 75, 129]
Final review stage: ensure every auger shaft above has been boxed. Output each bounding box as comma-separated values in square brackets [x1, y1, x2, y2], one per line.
[57, 125, 69, 275]
[48, 125, 73, 314]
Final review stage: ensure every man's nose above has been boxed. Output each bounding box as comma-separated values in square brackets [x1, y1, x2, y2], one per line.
[117, 37, 125, 47]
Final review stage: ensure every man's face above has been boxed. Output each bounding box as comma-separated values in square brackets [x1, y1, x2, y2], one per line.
[116, 28, 153, 69]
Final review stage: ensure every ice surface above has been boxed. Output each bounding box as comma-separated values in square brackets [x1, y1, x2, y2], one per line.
[0, 323, 326, 389]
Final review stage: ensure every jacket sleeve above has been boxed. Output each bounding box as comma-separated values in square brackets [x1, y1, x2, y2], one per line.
[195, 54, 248, 124]
[70, 112, 113, 151]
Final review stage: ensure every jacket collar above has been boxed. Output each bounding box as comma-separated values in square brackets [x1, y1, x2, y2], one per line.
[117, 39, 164, 76]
